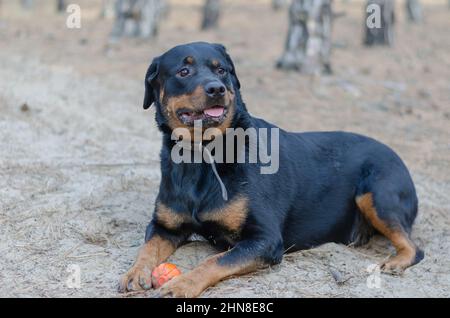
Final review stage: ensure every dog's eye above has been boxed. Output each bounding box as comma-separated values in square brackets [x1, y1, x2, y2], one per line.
[177, 68, 190, 78]
[217, 67, 227, 76]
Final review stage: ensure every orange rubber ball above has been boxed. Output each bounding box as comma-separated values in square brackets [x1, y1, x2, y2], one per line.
[151, 263, 182, 288]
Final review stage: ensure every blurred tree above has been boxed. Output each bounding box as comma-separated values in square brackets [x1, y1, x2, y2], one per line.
[110, 0, 167, 39]
[100, 0, 115, 19]
[277, 0, 333, 74]
[272, 0, 289, 11]
[406, 0, 422, 23]
[57, 0, 66, 12]
[21, 0, 33, 9]
[364, 0, 395, 46]
[201, 0, 220, 30]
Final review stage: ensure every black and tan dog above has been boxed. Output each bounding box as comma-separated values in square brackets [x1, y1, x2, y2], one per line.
[118, 42, 423, 297]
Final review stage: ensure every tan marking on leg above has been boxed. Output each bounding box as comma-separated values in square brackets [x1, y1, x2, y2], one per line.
[356, 193, 417, 274]
[199, 196, 248, 232]
[118, 235, 176, 293]
[155, 202, 191, 231]
[158, 252, 259, 298]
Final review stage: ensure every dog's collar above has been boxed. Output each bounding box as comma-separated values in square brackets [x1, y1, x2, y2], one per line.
[174, 141, 228, 202]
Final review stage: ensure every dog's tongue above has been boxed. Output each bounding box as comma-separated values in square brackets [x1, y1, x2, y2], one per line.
[203, 106, 225, 118]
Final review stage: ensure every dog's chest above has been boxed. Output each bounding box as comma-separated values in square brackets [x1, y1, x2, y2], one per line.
[155, 196, 249, 247]
[158, 161, 248, 245]
[193, 220, 242, 249]
[195, 199, 248, 246]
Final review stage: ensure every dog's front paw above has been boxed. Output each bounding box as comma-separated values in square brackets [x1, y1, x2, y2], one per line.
[156, 275, 202, 298]
[118, 265, 153, 293]
[380, 259, 409, 276]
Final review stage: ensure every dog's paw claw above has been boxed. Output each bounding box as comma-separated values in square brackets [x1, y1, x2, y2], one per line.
[380, 260, 408, 276]
[118, 266, 153, 293]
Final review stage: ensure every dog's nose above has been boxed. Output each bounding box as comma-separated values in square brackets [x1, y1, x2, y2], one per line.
[204, 81, 226, 98]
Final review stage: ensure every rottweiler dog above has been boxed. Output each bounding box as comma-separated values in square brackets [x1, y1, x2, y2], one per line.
[118, 42, 423, 297]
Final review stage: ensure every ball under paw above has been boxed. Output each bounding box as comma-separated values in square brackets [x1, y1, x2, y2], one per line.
[151, 263, 182, 289]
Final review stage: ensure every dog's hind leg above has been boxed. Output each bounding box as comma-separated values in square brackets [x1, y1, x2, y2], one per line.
[355, 190, 424, 275]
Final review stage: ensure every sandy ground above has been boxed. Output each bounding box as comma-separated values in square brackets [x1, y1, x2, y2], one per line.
[0, 0, 449, 298]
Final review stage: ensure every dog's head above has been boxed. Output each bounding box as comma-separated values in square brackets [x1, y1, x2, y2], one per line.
[143, 42, 242, 135]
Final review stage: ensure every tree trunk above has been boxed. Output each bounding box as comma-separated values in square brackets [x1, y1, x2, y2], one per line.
[364, 0, 395, 46]
[57, 0, 66, 12]
[406, 0, 422, 23]
[277, 0, 333, 74]
[272, 0, 289, 11]
[110, 0, 167, 39]
[201, 0, 220, 30]
[100, 0, 115, 19]
[21, 0, 33, 9]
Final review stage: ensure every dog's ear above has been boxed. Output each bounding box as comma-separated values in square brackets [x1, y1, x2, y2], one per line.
[143, 57, 161, 110]
[213, 44, 241, 90]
